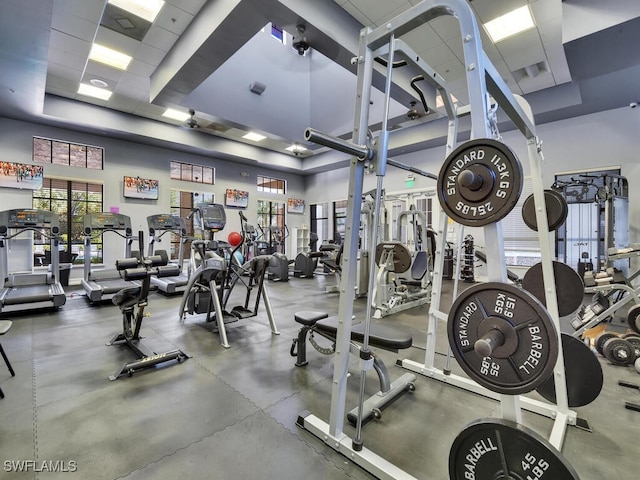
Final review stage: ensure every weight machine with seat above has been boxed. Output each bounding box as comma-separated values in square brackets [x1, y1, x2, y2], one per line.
[0, 209, 66, 313]
[107, 232, 189, 380]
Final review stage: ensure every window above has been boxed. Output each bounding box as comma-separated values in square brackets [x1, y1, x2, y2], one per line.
[32, 179, 103, 264]
[271, 23, 284, 43]
[501, 177, 540, 266]
[170, 189, 214, 258]
[333, 200, 348, 244]
[257, 200, 286, 254]
[310, 203, 329, 244]
[33, 137, 103, 169]
[170, 161, 214, 185]
[257, 175, 285, 194]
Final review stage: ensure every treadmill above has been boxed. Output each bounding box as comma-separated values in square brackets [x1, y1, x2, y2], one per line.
[81, 212, 138, 303]
[0, 209, 66, 313]
[147, 214, 189, 294]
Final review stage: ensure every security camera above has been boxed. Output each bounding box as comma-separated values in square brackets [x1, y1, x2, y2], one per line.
[631, 102, 638, 109]
[293, 24, 310, 56]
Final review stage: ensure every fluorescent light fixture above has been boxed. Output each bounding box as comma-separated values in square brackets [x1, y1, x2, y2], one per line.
[78, 83, 113, 100]
[108, 0, 165, 23]
[243, 132, 267, 142]
[162, 108, 191, 122]
[484, 6, 535, 43]
[89, 44, 132, 70]
[286, 144, 307, 153]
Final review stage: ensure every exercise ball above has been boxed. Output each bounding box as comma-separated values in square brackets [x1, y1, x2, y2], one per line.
[228, 231, 242, 247]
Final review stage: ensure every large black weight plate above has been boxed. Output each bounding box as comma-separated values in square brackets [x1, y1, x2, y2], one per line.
[448, 282, 558, 395]
[622, 335, 640, 359]
[594, 331, 618, 356]
[627, 303, 640, 335]
[449, 418, 580, 480]
[522, 189, 568, 231]
[603, 337, 635, 366]
[522, 261, 584, 317]
[437, 139, 523, 227]
[536, 333, 603, 407]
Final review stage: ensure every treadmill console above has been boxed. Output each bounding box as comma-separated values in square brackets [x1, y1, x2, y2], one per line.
[198, 203, 226, 232]
[147, 214, 186, 234]
[0, 209, 59, 229]
[84, 212, 132, 233]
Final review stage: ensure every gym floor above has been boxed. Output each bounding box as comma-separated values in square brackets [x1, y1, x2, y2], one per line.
[0, 273, 638, 479]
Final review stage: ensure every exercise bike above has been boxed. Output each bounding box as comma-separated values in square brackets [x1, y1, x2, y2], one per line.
[107, 232, 189, 380]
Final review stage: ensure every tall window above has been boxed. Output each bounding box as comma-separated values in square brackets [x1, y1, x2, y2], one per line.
[257, 175, 286, 194]
[32, 179, 103, 264]
[257, 200, 286, 254]
[310, 203, 329, 244]
[33, 137, 103, 169]
[170, 189, 214, 258]
[333, 200, 348, 244]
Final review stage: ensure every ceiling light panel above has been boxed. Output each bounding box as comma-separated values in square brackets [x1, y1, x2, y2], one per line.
[162, 108, 191, 122]
[484, 6, 535, 43]
[107, 0, 165, 23]
[78, 83, 113, 100]
[243, 132, 267, 142]
[89, 44, 132, 70]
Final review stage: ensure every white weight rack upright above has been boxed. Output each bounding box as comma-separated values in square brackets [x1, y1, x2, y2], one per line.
[297, 1, 576, 478]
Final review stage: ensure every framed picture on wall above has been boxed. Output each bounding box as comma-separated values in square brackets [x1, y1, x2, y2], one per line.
[287, 197, 305, 214]
[0, 161, 44, 190]
[123, 176, 159, 200]
[225, 188, 249, 208]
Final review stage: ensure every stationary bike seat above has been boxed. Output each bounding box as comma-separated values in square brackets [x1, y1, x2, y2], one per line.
[112, 286, 142, 309]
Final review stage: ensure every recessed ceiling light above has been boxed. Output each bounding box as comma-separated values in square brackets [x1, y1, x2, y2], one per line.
[78, 83, 113, 101]
[286, 144, 307, 153]
[108, 0, 165, 23]
[162, 108, 191, 122]
[243, 132, 267, 142]
[484, 6, 535, 43]
[89, 78, 109, 88]
[89, 44, 132, 70]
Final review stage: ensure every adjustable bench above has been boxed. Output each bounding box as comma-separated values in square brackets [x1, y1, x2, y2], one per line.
[291, 310, 416, 424]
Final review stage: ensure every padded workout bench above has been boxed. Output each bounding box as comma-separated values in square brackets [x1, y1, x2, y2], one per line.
[291, 310, 416, 424]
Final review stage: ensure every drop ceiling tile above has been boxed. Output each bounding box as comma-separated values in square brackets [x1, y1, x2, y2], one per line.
[417, 42, 457, 68]
[155, 2, 196, 36]
[470, 0, 529, 23]
[117, 72, 149, 91]
[143, 24, 179, 52]
[46, 73, 81, 94]
[127, 59, 156, 78]
[350, 0, 407, 25]
[134, 43, 166, 67]
[93, 25, 141, 56]
[48, 30, 92, 57]
[400, 23, 442, 54]
[165, 0, 207, 16]
[517, 72, 556, 94]
[373, 4, 411, 26]
[48, 46, 87, 71]
[46, 62, 83, 82]
[340, 2, 372, 25]
[84, 61, 126, 83]
[496, 30, 546, 70]
[51, 11, 98, 42]
[429, 15, 462, 42]
[53, 0, 104, 23]
[332, 0, 350, 6]
[433, 58, 465, 82]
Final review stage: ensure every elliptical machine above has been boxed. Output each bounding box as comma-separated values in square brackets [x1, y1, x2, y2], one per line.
[108, 231, 189, 380]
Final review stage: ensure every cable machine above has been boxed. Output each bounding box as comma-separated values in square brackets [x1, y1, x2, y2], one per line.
[297, 1, 578, 478]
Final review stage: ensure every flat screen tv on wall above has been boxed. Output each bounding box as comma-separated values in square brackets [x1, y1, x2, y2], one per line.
[123, 176, 159, 200]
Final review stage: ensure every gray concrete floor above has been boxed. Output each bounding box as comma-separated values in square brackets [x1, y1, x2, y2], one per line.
[0, 274, 639, 479]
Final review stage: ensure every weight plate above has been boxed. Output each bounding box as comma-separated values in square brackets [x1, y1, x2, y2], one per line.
[536, 333, 603, 407]
[627, 303, 640, 335]
[437, 139, 523, 227]
[635, 357, 640, 374]
[522, 261, 584, 318]
[594, 332, 618, 356]
[448, 282, 558, 395]
[521, 189, 568, 232]
[449, 418, 580, 480]
[603, 337, 635, 366]
[622, 335, 640, 359]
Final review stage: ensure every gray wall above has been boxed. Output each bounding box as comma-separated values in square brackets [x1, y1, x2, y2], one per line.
[305, 105, 640, 254]
[0, 116, 307, 282]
